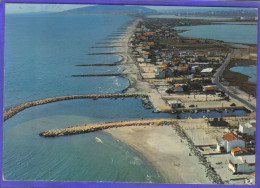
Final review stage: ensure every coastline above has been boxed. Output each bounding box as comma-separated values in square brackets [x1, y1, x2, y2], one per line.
[104, 125, 212, 184]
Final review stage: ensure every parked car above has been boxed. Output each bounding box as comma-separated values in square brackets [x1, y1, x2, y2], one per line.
[230, 103, 236, 106]
[189, 104, 195, 107]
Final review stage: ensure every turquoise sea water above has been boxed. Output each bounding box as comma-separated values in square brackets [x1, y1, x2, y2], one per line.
[3, 14, 248, 182]
[4, 14, 130, 109]
[175, 23, 257, 44]
[230, 66, 257, 84]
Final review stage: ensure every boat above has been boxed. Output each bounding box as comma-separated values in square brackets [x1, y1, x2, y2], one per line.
[194, 110, 198, 113]
[225, 109, 228, 112]
[176, 115, 181, 119]
[207, 109, 211, 113]
[152, 109, 160, 113]
[95, 137, 103, 144]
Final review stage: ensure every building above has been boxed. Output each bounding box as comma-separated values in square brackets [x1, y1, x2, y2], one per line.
[239, 120, 256, 136]
[217, 132, 245, 153]
[228, 155, 255, 174]
[231, 147, 248, 157]
[201, 68, 213, 76]
[203, 85, 217, 92]
[174, 84, 184, 92]
[168, 100, 183, 108]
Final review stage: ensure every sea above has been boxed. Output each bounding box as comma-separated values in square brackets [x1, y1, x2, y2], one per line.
[3, 14, 248, 182]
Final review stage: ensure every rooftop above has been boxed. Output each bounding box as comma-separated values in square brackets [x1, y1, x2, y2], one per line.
[222, 132, 239, 142]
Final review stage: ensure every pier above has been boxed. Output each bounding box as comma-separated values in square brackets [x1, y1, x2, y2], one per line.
[39, 119, 176, 137]
[3, 94, 148, 121]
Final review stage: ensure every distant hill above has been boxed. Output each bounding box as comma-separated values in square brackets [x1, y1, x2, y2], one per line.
[60, 5, 157, 15]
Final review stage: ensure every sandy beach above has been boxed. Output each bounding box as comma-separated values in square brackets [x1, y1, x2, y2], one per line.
[105, 125, 211, 184]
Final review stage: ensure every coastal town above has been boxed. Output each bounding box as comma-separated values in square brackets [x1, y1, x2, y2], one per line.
[126, 17, 257, 184]
[3, 4, 257, 185]
[34, 16, 257, 185]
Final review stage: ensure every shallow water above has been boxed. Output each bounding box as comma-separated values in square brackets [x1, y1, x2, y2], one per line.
[175, 23, 257, 44]
[230, 66, 257, 84]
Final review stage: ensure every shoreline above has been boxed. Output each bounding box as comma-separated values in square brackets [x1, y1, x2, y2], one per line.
[104, 124, 213, 184]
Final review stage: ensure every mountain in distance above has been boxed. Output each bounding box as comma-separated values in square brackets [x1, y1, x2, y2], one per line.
[60, 5, 157, 15]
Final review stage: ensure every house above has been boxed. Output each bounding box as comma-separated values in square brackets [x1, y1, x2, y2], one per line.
[231, 147, 248, 157]
[174, 84, 184, 92]
[217, 132, 245, 152]
[168, 100, 183, 108]
[201, 68, 213, 76]
[239, 120, 256, 136]
[203, 85, 217, 92]
[228, 155, 255, 174]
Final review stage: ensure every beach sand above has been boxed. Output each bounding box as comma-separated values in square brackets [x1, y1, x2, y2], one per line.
[105, 126, 212, 184]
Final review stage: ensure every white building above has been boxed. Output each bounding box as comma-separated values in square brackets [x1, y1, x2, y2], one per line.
[229, 155, 255, 173]
[168, 100, 183, 108]
[239, 120, 256, 136]
[201, 68, 213, 76]
[217, 132, 245, 153]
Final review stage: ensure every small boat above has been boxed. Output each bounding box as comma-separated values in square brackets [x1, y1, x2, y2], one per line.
[190, 110, 194, 113]
[207, 109, 211, 113]
[176, 115, 181, 119]
[194, 110, 198, 113]
[95, 137, 103, 144]
[225, 109, 228, 112]
[182, 110, 186, 114]
[152, 109, 160, 113]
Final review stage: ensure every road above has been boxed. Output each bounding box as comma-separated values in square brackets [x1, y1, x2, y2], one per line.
[212, 49, 256, 112]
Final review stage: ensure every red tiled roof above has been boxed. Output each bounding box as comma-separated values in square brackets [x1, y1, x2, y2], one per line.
[222, 132, 238, 142]
[160, 67, 167, 71]
[231, 147, 247, 153]
[174, 84, 181, 89]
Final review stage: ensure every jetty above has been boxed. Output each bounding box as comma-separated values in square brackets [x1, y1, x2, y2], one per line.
[103, 37, 124, 40]
[95, 42, 123, 44]
[3, 94, 148, 121]
[75, 63, 117, 66]
[39, 119, 176, 137]
[71, 73, 124, 77]
[91, 46, 123, 48]
[88, 52, 122, 55]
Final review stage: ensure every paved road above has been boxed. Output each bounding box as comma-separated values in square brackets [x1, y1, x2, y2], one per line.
[212, 49, 256, 112]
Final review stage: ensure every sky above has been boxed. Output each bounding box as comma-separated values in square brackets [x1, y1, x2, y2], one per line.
[5, 3, 257, 14]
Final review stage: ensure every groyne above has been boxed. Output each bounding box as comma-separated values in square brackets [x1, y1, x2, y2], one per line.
[39, 119, 176, 137]
[71, 73, 124, 77]
[3, 94, 148, 121]
[75, 64, 117, 66]
[88, 52, 122, 55]
[91, 46, 123, 48]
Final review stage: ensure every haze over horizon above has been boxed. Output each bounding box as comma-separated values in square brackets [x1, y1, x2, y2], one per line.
[5, 3, 257, 14]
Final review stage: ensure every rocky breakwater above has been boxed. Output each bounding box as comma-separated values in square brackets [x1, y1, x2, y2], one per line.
[39, 119, 177, 137]
[4, 94, 148, 121]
